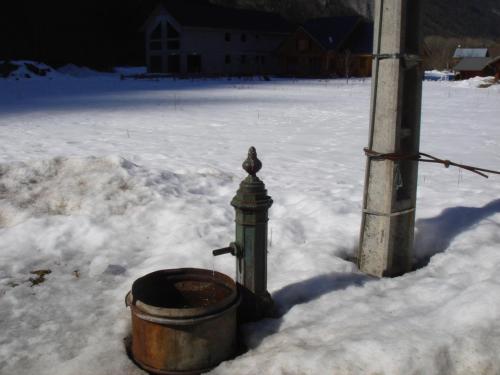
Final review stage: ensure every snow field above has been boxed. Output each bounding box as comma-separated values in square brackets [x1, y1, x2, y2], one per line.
[0, 73, 500, 374]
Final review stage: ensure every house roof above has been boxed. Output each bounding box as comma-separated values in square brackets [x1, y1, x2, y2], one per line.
[302, 16, 362, 51]
[454, 57, 493, 71]
[153, 0, 293, 33]
[344, 21, 373, 54]
[453, 48, 489, 58]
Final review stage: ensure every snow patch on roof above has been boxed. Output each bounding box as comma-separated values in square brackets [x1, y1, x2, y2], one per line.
[453, 48, 489, 58]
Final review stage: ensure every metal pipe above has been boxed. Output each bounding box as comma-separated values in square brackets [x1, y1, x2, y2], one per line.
[212, 242, 241, 257]
[212, 247, 233, 256]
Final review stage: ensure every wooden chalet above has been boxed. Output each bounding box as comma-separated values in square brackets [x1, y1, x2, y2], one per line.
[277, 16, 374, 77]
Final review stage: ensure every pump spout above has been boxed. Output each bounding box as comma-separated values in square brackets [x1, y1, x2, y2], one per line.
[212, 247, 233, 256]
[212, 242, 242, 257]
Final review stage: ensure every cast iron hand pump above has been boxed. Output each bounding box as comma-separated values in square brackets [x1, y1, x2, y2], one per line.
[213, 147, 273, 321]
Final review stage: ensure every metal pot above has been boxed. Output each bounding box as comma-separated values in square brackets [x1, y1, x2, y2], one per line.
[126, 268, 240, 375]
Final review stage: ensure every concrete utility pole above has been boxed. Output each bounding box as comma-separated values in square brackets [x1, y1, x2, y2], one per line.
[358, 0, 424, 277]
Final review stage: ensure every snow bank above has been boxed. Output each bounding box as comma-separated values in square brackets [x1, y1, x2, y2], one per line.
[0, 61, 60, 80]
[0, 156, 153, 227]
[0, 155, 237, 375]
[452, 76, 498, 89]
[57, 64, 121, 79]
[114, 66, 147, 75]
[0, 61, 146, 80]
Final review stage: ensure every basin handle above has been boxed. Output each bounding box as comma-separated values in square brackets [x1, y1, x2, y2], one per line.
[212, 242, 242, 257]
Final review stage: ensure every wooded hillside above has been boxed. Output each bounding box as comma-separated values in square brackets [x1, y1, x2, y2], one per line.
[212, 0, 500, 39]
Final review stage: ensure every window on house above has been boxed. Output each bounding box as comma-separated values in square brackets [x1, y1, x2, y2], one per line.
[187, 54, 202, 73]
[240, 55, 246, 64]
[225, 55, 231, 64]
[150, 56, 163, 73]
[225, 32, 231, 42]
[241, 33, 247, 42]
[150, 41, 162, 51]
[167, 23, 179, 38]
[151, 23, 162, 39]
[361, 58, 371, 72]
[167, 40, 180, 50]
[297, 38, 310, 52]
[261, 56, 265, 65]
[310, 57, 321, 74]
[167, 54, 180, 74]
[166, 22, 180, 50]
[286, 56, 298, 73]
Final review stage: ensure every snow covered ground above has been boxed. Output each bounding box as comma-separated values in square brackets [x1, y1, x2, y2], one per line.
[0, 70, 500, 375]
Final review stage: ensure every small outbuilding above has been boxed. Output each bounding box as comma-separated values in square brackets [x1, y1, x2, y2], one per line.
[452, 48, 490, 68]
[454, 56, 500, 79]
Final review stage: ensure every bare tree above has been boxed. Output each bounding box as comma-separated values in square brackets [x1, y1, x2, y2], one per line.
[423, 35, 499, 71]
[335, 49, 355, 81]
[423, 36, 460, 70]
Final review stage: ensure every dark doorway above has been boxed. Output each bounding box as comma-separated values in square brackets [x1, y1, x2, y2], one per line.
[150, 56, 163, 73]
[187, 54, 202, 73]
[168, 54, 180, 74]
[286, 56, 299, 75]
[309, 57, 322, 75]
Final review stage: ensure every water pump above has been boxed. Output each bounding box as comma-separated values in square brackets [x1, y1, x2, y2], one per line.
[213, 147, 274, 321]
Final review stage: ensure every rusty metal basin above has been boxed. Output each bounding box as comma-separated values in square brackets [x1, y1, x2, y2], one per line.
[126, 268, 240, 375]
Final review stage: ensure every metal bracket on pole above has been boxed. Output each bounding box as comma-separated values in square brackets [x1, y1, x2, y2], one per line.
[372, 53, 423, 69]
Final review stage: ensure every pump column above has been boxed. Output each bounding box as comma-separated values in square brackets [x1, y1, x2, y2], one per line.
[231, 147, 273, 321]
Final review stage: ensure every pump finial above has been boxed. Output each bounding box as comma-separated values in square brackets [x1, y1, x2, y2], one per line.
[242, 146, 262, 176]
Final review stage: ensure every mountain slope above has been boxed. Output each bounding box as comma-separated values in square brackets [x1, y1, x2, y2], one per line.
[212, 0, 500, 39]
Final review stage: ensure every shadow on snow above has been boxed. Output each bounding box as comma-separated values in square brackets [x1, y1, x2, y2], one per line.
[0, 78, 305, 116]
[413, 198, 500, 269]
[242, 271, 371, 349]
[244, 199, 500, 349]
